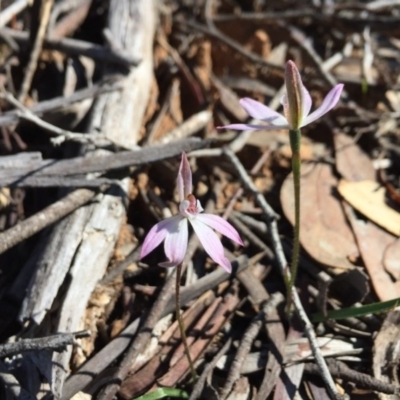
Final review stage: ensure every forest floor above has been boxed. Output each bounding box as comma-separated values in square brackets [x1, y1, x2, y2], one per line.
[0, 0, 400, 399]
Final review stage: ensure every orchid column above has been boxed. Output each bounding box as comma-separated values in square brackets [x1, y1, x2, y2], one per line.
[219, 60, 343, 299]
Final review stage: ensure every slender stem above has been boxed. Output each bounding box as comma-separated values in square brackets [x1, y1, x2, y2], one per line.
[290, 149, 301, 287]
[288, 129, 302, 293]
[223, 148, 341, 399]
[175, 263, 197, 382]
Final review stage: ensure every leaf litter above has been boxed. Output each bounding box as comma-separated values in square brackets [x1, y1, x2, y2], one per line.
[1, 1, 400, 399]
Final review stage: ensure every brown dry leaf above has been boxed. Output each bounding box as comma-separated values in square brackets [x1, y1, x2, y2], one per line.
[0, 188, 10, 209]
[246, 130, 288, 149]
[279, 142, 314, 162]
[333, 56, 379, 84]
[383, 239, 400, 280]
[244, 29, 271, 59]
[281, 163, 358, 270]
[334, 132, 375, 182]
[212, 75, 248, 122]
[338, 180, 400, 237]
[193, 40, 212, 91]
[343, 204, 399, 301]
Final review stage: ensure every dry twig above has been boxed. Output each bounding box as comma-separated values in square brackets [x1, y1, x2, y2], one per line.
[0, 188, 97, 255]
[219, 302, 267, 399]
[0, 26, 140, 67]
[222, 148, 345, 400]
[18, 0, 54, 103]
[0, 331, 90, 358]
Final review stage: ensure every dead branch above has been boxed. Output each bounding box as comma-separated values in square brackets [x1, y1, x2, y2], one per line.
[0, 188, 97, 255]
[0, 138, 210, 187]
[0, 26, 140, 67]
[0, 331, 90, 358]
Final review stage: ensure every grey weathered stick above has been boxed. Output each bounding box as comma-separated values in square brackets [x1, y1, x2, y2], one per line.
[305, 359, 400, 395]
[18, 0, 54, 103]
[0, 138, 210, 187]
[2, 91, 98, 142]
[98, 271, 177, 400]
[0, 0, 29, 28]
[219, 304, 267, 399]
[0, 77, 122, 128]
[0, 27, 140, 67]
[18, 1, 157, 398]
[156, 110, 212, 144]
[183, 20, 283, 74]
[0, 331, 90, 358]
[0, 188, 96, 255]
[256, 293, 286, 400]
[61, 256, 248, 399]
[189, 338, 233, 400]
[2, 90, 139, 147]
[222, 148, 344, 400]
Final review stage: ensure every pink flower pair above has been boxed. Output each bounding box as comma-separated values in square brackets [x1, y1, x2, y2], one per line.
[140, 61, 343, 273]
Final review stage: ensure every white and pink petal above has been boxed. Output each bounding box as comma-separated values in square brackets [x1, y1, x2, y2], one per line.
[196, 213, 243, 246]
[302, 84, 344, 127]
[189, 218, 232, 273]
[240, 98, 288, 126]
[159, 217, 188, 268]
[140, 216, 182, 260]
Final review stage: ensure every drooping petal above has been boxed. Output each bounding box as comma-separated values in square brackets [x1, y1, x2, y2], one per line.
[302, 84, 344, 127]
[177, 152, 192, 201]
[140, 216, 182, 259]
[217, 123, 289, 131]
[190, 218, 232, 273]
[240, 98, 288, 126]
[159, 217, 188, 267]
[196, 213, 243, 246]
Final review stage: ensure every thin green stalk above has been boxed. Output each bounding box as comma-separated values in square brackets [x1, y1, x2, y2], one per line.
[288, 129, 302, 297]
[290, 150, 301, 288]
[175, 263, 197, 382]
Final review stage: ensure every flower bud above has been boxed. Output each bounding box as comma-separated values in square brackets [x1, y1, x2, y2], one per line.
[284, 60, 305, 130]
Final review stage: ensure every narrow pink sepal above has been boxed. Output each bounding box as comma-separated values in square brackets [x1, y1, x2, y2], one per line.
[196, 213, 243, 246]
[302, 84, 344, 127]
[140, 216, 182, 260]
[189, 218, 232, 273]
[177, 152, 192, 201]
[240, 98, 288, 126]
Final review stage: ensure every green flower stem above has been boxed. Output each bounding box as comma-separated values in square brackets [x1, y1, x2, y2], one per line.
[288, 129, 301, 292]
[175, 263, 197, 382]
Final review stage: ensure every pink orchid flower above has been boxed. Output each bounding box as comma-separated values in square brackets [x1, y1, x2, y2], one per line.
[140, 153, 243, 273]
[218, 60, 343, 131]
